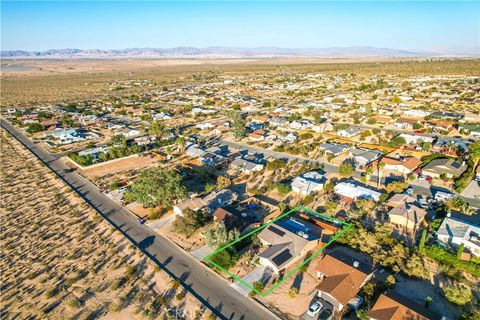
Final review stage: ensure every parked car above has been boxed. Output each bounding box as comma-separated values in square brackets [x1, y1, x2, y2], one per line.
[405, 186, 414, 196]
[435, 191, 455, 202]
[307, 301, 323, 317]
[318, 309, 333, 320]
[419, 198, 429, 209]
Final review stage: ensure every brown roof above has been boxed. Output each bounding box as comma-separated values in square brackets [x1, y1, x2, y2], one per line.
[396, 118, 418, 125]
[381, 156, 422, 171]
[316, 253, 372, 306]
[40, 119, 58, 127]
[368, 291, 441, 320]
[213, 207, 231, 221]
[386, 194, 416, 207]
[373, 115, 393, 123]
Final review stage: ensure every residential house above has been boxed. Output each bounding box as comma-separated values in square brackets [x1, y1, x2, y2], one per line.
[402, 109, 430, 118]
[291, 171, 326, 195]
[349, 148, 383, 170]
[371, 115, 393, 125]
[196, 122, 214, 130]
[283, 132, 298, 143]
[436, 212, 480, 257]
[320, 142, 351, 157]
[174, 189, 237, 216]
[463, 111, 480, 123]
[186, 145, 206, 158]
[250, 115, 269, 124]
[230, 158, 264, 173]
[337, 126, 364, 138]
[397, 133, 434, 145]
[316, 251, 374, 311]
[20, 114, 39, 124]
[290, 120, 313, 130]
[257, 217, 323, 273]
[386, 194, 426, 231]
[394, 118, 418, 130]
[430, 111, 463, 120]
[459, 124, 480, 138]
[78, 146, 110, 159]
[269, 116, 289, 127]
[212, 206, 254, 232]
[192, 107, 218, 115]
[425, 119, 455, 133]
[40, 119, 59, 130]
[248, 129, 267, 142]
[334, 182, 382, 202]
[44, 128, 88, 145]
[312, 122, 334, 134]
[422, 158, 467, 178]
[368, 290, 442, 320]
[381, 155, 422, 175]
[118, 127, 141, 138]
[79, 114, 99, 124]
[152, 112, 172, 121]
[198, 152, 226, 167]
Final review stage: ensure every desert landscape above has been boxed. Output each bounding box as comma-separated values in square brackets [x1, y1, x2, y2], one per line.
[2, 58, 479, 107]
[0, 129, 210, 320]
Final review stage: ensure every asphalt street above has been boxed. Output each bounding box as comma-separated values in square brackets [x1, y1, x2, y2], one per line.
[1, 119, 277, 320]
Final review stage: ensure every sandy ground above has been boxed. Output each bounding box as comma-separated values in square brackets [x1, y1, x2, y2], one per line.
[259, 256, 322, 318]
[0, 57, 399, 77]
[0, 128, 207, 319]
[80, 155, 159, 179]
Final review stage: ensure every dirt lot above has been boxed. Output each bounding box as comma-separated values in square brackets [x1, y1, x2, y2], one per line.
[0, 129, 209, 319]
[78, 155, 160, 179]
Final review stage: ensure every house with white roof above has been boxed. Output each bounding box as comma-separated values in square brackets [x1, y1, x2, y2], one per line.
[291, 171, 326, 195]
[398, 133, 434, 145]
[230, 158, 264, 173]
[290, 120, 313, 130]
[349, 148, 383, 169]
[436, 212, 480, 257]
[334, 182, 382, 202]
[337, 126, 364, 138]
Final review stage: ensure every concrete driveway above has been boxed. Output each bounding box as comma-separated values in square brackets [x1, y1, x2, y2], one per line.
[191, 244, 214, 261]
[231, 265, 274, 297]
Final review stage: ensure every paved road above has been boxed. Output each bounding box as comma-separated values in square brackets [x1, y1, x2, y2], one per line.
[1, 120, 277, 320]
[212, 137, 340, 175]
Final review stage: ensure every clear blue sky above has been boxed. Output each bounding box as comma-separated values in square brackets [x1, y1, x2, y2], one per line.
[1, 1, 479, 52]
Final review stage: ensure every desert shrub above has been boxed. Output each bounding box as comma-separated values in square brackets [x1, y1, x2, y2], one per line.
[443, 286, 472, 306]
[288, 287, 299, 298]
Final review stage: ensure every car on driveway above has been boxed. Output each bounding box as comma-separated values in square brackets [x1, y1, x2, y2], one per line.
[307, 301, 323, 317]
[405, 186, 414, 196]
[318, 309, 333, 320]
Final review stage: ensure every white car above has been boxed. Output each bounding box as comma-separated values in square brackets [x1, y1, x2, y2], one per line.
[307, 301, 323, 317]
[405, 186, 414, 196]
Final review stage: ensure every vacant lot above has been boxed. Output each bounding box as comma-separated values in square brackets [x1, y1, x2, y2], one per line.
[0, 129, 206, 319]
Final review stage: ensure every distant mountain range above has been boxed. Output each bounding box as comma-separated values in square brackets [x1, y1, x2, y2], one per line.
[1, 46, 478, 58]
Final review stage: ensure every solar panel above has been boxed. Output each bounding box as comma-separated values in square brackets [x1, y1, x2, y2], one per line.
[272, 249, 293, 267]
[268, 226, 285, 237]
[451, 161, 461, 169]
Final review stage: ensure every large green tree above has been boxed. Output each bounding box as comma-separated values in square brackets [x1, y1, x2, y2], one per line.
[128, 167, 186, 207]
[148, 120, 166, 141]
[173, 208, 210, 236]
[339, 161, 355, 177]
[229, 112, 246, 140]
